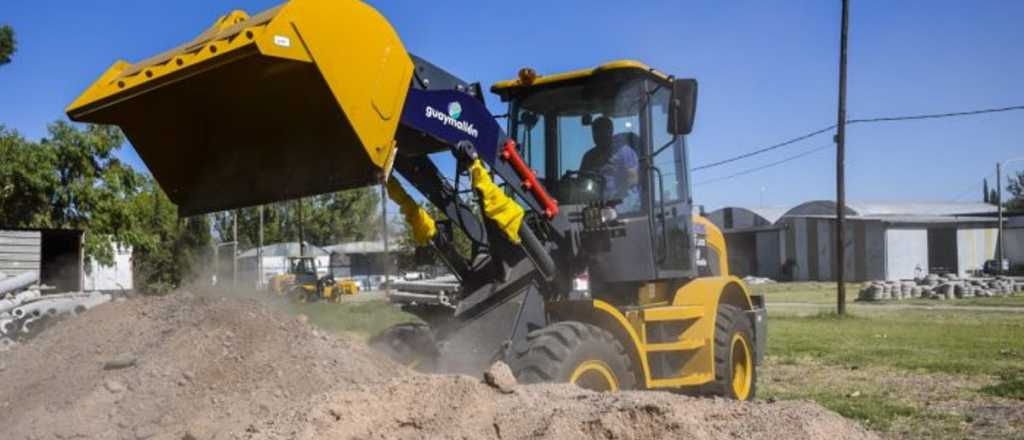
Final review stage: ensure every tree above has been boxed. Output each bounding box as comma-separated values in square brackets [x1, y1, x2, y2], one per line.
[213, 187, 380, 250]
[40, 122, 147, 265]
[0, 25, 14, 65]
[1008, 170, 1024, 211]
[983, 179, 990, 204]
[394, 198, 475, 272]
[0, 125, 57, 226]
[130, 178, 212, 293]
[0, 121, 213, 292]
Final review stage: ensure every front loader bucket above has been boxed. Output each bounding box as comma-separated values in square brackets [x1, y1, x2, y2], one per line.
[66, 0, 413, 215]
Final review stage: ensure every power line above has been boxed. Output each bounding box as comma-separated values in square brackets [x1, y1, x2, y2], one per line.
[694, 144, 833, 187]
[692, 105, 1024, 172]
[692, 125, 835, 171]
[848, 105, 1024, 124]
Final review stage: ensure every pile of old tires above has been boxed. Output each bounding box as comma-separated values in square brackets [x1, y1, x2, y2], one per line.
[858, 274, 1024, 301]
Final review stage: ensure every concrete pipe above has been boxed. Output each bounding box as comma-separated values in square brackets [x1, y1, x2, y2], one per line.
[0, 271, 39, 295]
[0, 318, 16, 335]
[20, 316, 42, 334]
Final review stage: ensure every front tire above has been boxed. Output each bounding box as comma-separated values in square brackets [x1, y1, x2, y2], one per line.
[508, 321, 635, 392]
[710, 304, 756, 400]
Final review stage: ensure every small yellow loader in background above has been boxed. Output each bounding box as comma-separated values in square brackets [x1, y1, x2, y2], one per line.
[271, 256, 359, 302]
[67, 0, 765, 399]
[268, 256, 317, 296]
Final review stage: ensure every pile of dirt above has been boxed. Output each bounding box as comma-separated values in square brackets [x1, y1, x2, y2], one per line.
[0, 291, 399, 440]
[253, 373, 878, 440]
[0, 291, 878, 440]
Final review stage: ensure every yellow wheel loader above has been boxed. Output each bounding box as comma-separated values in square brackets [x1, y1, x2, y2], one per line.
[269, 256, 318, 296]
[272, 256, 358, 302]
[66, 0, 765, 400]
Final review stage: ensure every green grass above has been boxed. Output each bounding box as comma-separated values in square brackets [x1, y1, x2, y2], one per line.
[764, 385, 923, 431]
[285, 300, 420, 340]
[768, 310, 1024, 376]
[755, 282, 862, 304]
[902, 295, 1024, 308]
[981, 369, 1024, 400]
[759, 281, 1024, 308]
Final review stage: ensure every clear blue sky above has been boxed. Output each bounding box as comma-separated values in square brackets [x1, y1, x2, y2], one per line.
[2, 0, 1022, 211]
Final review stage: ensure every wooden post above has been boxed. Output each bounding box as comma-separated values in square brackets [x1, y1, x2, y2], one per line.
[835, 0, 850, 315]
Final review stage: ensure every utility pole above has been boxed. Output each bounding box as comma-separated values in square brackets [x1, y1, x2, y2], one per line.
[232, 209, 239, 288]
[998, 162, 1003, 273]
[258, 205, 264, 288]
[297, 198, 305, 257]
[381, 183, 390, 292]
[835, 0, 850, 315]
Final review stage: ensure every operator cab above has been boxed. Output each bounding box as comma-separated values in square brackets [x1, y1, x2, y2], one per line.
[287, 256, 319, 285]
[493, 61, 700, 285]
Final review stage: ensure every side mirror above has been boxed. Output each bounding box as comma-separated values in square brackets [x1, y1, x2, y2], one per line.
[668, 79, 698, 135]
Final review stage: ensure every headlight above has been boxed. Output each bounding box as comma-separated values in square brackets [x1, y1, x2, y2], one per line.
[582, 206, 618, 229]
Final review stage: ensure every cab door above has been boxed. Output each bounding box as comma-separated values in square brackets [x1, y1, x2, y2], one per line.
[647, 87, 696, 278]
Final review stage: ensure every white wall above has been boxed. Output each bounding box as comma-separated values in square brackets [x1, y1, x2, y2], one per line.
[885, 229, 928, 280]
[1007, 228, 1024, 268]
[957, 228, 997, 277]
[84, 244, 133, 291]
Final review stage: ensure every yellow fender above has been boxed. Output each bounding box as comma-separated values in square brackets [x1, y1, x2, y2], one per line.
[551, 275, 753, 390]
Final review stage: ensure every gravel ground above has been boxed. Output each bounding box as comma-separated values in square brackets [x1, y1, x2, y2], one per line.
[0, 290, 877, 440]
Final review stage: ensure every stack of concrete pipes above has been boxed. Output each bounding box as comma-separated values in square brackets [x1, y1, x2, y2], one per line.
[0, 271, 112, 349]
[858, 274, 1024, 302]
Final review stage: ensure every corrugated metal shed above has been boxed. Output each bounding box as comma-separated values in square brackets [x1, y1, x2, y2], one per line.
[706, 207, 791, 231]
[781, 201, 997, 219]
[0, 228, 84, 291]
[0, 230, 41, 277]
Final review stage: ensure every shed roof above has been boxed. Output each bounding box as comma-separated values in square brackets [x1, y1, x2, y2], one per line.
[704, 206, 790, 232]
[323, 240, 408, 254]
[781, 201, 997, 219]
[237, 242, 330, 259]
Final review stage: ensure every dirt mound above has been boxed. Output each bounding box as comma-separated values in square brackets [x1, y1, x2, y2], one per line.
[0, 291, 877, 440]
[0, 291, 401, 439]
[254, 374, 877, 440]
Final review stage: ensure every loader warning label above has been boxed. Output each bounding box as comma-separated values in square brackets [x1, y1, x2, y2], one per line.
[273, 35, 291, 48]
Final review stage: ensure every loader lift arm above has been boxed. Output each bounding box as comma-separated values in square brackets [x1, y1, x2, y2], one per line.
[390, 61, 565, 344]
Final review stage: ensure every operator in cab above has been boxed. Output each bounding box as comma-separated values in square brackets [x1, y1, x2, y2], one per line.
[579, 116, 640, 211]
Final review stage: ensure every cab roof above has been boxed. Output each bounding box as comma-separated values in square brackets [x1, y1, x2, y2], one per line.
[490, 60, 672, 101]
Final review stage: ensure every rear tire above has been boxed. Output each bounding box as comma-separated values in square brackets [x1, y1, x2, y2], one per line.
[368, 323, 439, 372]
[508, 321, 635, 392]
[710, 304, 756, 400]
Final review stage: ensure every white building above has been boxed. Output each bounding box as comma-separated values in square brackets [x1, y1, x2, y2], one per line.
[708, 202, 1006, 281]
[84, 244, 133, 292]
[235, 242, 331, 288]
